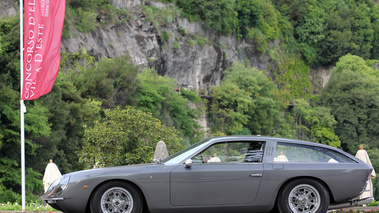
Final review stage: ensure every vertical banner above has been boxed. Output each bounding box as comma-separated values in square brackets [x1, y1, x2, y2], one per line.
[22, 0, 66, 100]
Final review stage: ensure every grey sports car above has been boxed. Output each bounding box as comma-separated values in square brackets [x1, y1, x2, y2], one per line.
[41, 136, 373, 213]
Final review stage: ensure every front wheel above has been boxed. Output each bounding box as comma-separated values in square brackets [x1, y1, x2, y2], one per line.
[90, 181, 143, 213]
[277, 179, 329, 213]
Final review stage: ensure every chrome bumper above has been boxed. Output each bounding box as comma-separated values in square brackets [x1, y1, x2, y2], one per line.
[41, 196, 64, 204]
[328, 196, 374, 210]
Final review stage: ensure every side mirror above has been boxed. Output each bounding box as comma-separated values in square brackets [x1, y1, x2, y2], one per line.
[183, 159, 192, 168]
[152, 159, 162, 164]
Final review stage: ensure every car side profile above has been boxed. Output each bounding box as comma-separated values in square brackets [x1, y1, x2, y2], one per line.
[41, 136, 373, 213]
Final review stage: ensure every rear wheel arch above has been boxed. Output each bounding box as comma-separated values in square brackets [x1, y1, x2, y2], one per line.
[275, 177, 333, 213]
[277, 177, 334, 201]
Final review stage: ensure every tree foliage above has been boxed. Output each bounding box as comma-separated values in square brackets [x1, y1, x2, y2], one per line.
[367, 148, 379, 199]
[237, 0, 280, 40]
[291, 99, 341, 148]
[35, 74, 102, 174]
[177, 0, 238, 35]
[71, 55, 140, 108]
[320, 54, 379, 153]
[137, 69, 202, 144]
[0, 16, 49, 202]
[78, 107, 184, 168]
[372, 4, 379, 59]
[210, 61, 285, 136]
[275, 0, 379, 66]
[173, 0, 379, 66]
[274, 55, 312, 102]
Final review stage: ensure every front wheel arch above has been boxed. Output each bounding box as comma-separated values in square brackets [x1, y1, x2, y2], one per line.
[86, 180, 148, 213]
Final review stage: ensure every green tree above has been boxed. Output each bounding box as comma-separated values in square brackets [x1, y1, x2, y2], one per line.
[370, 3, 379, 59]
[210, 61, 284, 136]
[314, 0, 377, 66]
[367, 148, 379, 199]
[177, 0, 238, 35]
[78, 107, 184, 168]
[237, 0, 280, 42]
[273, 0, 310, 21]
[201, 0, 238, 35]
[320, 54, 379, 153]
[274, 0, 378, 66]
[350, 1, 375, 60]
[294, 5, 325, 66]
[292, 99, 341, 148]
[0, 15, 51, 202]
[72, 55, 140, 109]
[137, 69, 202, 144]
[0, 85, 49, 202]
[0, 16, 21, 89]
[35, 73, 102, 174]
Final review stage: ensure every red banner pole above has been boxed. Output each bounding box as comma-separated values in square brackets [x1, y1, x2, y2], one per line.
[20, 1, 65, 210]
[20, 0, 26, 211]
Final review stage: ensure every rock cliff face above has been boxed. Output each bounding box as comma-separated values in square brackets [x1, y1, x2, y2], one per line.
[60, 0, 279, 93]
[309, 66, 333, 93]
[2, 0, 333, 93]
[0, 1, 18, 17]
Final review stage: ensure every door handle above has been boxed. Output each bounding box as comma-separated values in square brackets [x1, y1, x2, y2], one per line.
[250, 173, 262, 177]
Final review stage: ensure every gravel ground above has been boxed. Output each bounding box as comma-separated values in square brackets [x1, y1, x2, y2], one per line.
[0, 207, 378, 213]
[328, 206, 379, 212]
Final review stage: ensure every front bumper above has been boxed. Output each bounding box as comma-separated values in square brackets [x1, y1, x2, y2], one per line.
[41, 196, 64, 204]
[40, 196, 65, 212]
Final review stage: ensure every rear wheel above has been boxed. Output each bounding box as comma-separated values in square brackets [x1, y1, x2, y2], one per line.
[277, 179, 329, 213]
[90, 181, 143, 213]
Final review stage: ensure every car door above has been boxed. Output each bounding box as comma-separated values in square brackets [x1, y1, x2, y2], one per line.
[170, 141, 265, 206]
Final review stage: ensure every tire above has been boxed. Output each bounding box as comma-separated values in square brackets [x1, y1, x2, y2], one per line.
[277, 179, 329, 213]
[90, 181, 143, 213]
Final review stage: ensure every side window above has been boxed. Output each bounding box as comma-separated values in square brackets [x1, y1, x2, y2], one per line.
[275, 142, 356, 163]
[192, 141, 265, 164]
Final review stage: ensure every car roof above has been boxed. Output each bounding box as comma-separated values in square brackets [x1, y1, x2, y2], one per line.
[207, 135, 304, 143]
[207, 135, 342, 151]
[163, 135, 356, 165]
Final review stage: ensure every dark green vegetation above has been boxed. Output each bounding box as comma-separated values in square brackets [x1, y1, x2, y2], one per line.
[1, 0, 379, 204]
[174, 0, 379, 67]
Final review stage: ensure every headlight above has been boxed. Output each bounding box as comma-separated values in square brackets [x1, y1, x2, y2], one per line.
[46, 175, 70, 196]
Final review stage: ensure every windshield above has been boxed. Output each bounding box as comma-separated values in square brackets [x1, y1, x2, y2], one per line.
[162, 138, 211, 164]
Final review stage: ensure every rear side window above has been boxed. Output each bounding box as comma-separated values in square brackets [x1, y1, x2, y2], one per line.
[275, 142, 355, 163]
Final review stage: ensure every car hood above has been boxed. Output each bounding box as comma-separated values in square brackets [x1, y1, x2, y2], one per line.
[65, 163, 165, 182]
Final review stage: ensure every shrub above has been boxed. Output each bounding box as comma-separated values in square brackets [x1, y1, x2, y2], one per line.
[173, 42, 180, 49]
[161, 30, 171, 42]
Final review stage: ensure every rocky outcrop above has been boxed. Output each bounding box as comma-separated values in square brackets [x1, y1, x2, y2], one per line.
[60, 1, 242, 93]
[60, 0, 281, 93]
[109, 0, 143, 10]
[309, 66, 334, 94]
[1, 0, 331, 94]
[0, 0, 18, 17]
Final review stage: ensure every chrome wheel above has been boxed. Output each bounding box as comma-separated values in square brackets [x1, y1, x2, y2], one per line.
[100, 187, 134, 213]
[288, 184, 320, 213]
